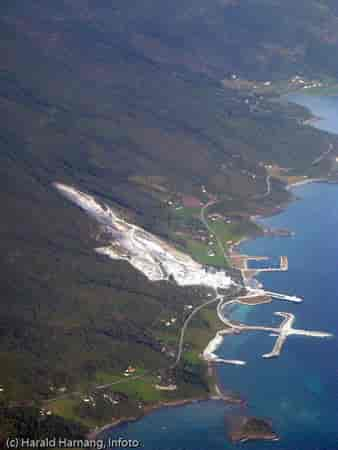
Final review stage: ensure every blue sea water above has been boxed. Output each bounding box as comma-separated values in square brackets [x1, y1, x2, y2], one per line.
[103, 95, 338, 449]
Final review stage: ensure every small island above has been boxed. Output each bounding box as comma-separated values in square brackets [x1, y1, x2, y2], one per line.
[225, 415, 279, 443]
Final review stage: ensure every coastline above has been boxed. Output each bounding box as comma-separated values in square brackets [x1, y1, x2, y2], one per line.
[88, 88, 338, 447]
[90, 363, 251, 441]
[92, 174, 334, 442]
[88, 90, 338, 440]
[87, 183, 315, 442]
[91, 211, 282, 441]
[88, 395, 224, 440]
[286, 177, 326, 190]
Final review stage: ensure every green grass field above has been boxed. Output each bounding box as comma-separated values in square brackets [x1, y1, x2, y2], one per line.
[186, 239, 228, 268]
[174, 206, 201, 220]
[184, 307, 224, 353]
[207, 219, 243, 246]
[94, 367, 148, 385]
[183, 350, 202, 365]
[184, 215, 244, 268]
[108, 375, 163, 403]
[49, 398, 97, 429]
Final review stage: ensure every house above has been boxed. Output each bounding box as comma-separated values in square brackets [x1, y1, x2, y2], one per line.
[155, 384, 177, 391]
[123, 366, 136, 376]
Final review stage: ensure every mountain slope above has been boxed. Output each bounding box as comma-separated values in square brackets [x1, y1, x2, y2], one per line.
[0, 0, 338, 423]
[6, 0, 338, 80]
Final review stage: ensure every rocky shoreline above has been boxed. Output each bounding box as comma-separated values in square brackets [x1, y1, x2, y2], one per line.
[89, 178, 333, 444]
[225, 415, 279, 443]
[87, 395, 220, 440]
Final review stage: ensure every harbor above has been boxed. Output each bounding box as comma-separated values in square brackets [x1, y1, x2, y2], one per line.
[215, 245, 333, 363]
[230, 254, 289, 280]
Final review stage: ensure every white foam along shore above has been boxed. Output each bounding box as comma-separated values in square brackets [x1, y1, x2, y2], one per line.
[286, 177, 326, 190]
[54, 182, 333, 369]
[54, 182, 233, 291]
[203, 330, 246, 366]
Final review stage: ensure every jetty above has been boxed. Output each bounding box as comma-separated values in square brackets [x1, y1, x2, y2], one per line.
[248, 288, 303, 303]
[243, 256, 288, 278]
[237, 287, 303, 304]
[262, 312, 333, 358]
[217, 298, 333, 361]
[230, 253, 289, 281]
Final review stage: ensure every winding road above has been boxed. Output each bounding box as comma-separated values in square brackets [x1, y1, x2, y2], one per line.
[312, 143, 333, 165]
[200, 200, 229, 262]
[253, 174, 272, 199]
[171, 294, 221, 368]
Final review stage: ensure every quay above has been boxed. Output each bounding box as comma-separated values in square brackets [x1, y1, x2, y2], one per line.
[217, 299, 333, 361]
[239, 288, 303, 303]
[217, 247, 332, 364]
[252, 289, 303, 303]
[262, 312, 333, 358]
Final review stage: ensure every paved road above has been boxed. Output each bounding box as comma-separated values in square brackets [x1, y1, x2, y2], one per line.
[200, 200, 229, 261]
[45, 199, 236, 405]
[171, 198, 236, 368]
[312, 143, 333, 165]
[171, 294, 221, 368]
[255, 142, 333, 200]
[253, 174, 271, 199]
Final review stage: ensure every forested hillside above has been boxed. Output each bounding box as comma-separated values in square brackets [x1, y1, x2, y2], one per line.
[1, 0, 338, 434]
[6, 0, 338, 80]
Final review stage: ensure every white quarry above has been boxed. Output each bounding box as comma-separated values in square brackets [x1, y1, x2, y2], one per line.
[54, 183, 233, 291]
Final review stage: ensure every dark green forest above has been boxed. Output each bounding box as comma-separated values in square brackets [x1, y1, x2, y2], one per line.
[1, 0, 338, 436]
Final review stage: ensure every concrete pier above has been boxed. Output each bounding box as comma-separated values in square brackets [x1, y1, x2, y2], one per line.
[240, 256, 289, 279]
[218, 299, 333, 361]
[262, 312, 333, 358]
[257, 290, 303, 303]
